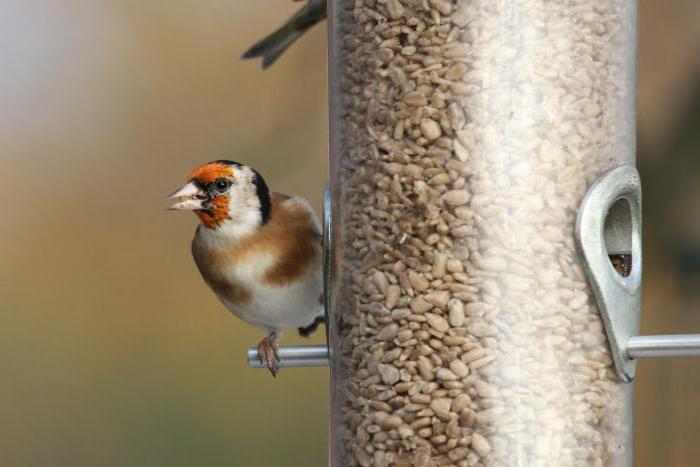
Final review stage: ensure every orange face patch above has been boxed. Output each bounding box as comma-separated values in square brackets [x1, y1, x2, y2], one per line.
[187, 162, 235, 229]
[187, 162, 234, 185]
[196, 195, 229, 229]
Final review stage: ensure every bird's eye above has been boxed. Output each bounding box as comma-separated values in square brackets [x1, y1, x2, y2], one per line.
[214, 179, 231, 192]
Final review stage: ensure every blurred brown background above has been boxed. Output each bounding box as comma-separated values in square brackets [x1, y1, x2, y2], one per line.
[0, 1, 699, 466]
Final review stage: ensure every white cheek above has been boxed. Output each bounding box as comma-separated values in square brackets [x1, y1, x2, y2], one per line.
[215, 179, 262, 239]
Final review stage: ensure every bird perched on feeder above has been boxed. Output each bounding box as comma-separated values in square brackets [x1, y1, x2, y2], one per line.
[168, 160, 324, 376]
[242, 0, 327, 69]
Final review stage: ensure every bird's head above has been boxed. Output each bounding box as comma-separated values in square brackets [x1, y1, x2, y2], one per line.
[168, 160, 271, 235]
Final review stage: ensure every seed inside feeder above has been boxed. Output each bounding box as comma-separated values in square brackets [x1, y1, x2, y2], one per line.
[330, 0, 636, 465]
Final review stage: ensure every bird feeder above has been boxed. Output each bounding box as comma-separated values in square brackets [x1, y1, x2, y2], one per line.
[247, 1, 700, 465]
[327, 0, 640, 464]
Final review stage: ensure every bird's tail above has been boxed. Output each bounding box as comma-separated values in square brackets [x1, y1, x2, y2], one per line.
[298, 315, 324, 337]
[242, 2, 324, 69]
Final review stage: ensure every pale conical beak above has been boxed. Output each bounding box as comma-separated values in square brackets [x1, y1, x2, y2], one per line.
[166, 182, 206, 210]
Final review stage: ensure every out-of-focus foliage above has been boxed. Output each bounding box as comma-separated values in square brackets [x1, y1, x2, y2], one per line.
[0, 1, 698, 466]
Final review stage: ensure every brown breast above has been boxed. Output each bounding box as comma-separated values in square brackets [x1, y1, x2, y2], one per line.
[191, 234, 253, 307]
[191, 193, 321, 307]
[258, 194, 321, 285]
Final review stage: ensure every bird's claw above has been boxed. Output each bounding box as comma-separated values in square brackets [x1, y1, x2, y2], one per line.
[257, 333, 280, 377]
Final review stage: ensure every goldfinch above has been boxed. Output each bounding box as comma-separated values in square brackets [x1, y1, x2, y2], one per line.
[168, 160, 324, 376]
[242, 0, 327, 69]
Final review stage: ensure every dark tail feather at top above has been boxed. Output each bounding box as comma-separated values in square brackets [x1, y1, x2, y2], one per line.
[243, 26, 305, 69]
[242, 0, 326, 69]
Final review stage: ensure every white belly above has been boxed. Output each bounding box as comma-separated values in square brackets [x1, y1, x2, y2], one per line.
[216, 252, 323, 332]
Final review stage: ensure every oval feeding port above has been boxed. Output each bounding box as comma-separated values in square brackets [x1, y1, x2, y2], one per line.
[605, 198, 633, 277]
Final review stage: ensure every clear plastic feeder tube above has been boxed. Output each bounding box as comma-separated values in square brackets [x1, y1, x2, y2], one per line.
[329, 1, 637, 465]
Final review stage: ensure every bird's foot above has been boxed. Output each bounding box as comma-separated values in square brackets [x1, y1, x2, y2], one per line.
[257, 332, 279, 377]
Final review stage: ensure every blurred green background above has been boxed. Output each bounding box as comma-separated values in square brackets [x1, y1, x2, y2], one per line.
[0, 1, 699, 466]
